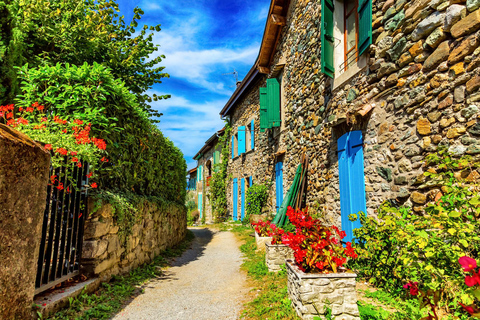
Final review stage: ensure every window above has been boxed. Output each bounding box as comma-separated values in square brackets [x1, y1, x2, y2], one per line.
[321, 0, 372, 79]
[197, 165, 203, 181]
[237, 126, 246, 155]
[337, 130, 366, 243]
[213, 150, 220, 172]
[206, 160, 212, 177]
[259, 78, 281, 132]
[246, 119, 255, 151]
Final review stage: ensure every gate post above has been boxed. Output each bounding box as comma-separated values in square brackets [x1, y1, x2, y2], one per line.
[0, 124, 50, 319]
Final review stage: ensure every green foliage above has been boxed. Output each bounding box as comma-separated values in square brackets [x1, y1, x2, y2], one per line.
[1, 0, 170, 117]
[246, 182, 270, 218]
[349, 149, 480, 313]
[208, 123, 232, 221]
[15, 62, 186, 204]
[48, 230, 195, 320]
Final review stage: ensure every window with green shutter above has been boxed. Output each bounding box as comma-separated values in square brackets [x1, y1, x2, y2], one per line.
[213, 150, 220, 172]
[320, 0, 372, 78]
[259, 87, 268, 132]
[267, 78, 281, 128]
[358, 0, 372, 55]
[321, 0, 335, 78]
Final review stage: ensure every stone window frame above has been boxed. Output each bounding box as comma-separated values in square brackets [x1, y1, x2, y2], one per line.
[332, 0, 368, 90]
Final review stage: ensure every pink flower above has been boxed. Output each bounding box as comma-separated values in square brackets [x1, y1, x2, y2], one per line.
[465, 272, 480, 287]
[459, 256, 477, 273]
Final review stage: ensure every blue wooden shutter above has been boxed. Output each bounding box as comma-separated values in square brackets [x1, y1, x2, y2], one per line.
[358, 0, 372, 55]
[251, 120, 255, 150]
[249, 176, 253, 187]
[197, 165, 203, 181]
[233, 179, 238, 221]
[198, 194, 203, 218]
[338, 131, 366, 243]
[260, 87, 268, 132]
[238, 126, 246, 155]
[321, 0, 335, 78]
[275, 162, 284, 212]
[241, 178, 245, 221]
[267, 78, 281, 128]
[231, 135, 235, 159]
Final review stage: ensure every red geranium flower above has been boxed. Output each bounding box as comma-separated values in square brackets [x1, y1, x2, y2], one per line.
[90, 182, 97, 188]
[45, 144, 52, 150]
[459, 256, 477, 273]
[71, 157, 79, 163]
[86, 172, 93, 178]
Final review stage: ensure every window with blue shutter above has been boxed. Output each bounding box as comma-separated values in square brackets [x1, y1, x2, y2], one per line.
[238, 126, 246, 155]
[275, 162, 284, 213]
[198, 194, 203, 218]
[241, 178, 245, 221]
[251, 120, 255, 150]
[233, 178, 238, 221]
[197, 165, 203, 181]
[231, 136, 235, 159]
[338, 130, 367, 243]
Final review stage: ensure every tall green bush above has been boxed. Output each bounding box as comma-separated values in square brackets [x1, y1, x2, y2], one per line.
[246, 183, 269, 218]
[15, 62, 186, 204]
[208, 123, 231, 221]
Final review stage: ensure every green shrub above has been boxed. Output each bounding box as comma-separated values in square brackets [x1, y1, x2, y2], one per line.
[246, 183, 269, 218]
[349, 149, 480, 312]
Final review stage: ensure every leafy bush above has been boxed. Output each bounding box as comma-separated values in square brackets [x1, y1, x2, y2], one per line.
[246, 183, 269, 217]
[349, 149, 480, 313]
[14, 63, 186, 204]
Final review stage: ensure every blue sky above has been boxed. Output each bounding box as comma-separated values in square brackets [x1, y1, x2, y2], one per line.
[117, 0, 269, 170]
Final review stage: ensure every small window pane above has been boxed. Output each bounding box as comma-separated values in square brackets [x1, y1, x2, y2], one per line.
[346, 14, 356, 52]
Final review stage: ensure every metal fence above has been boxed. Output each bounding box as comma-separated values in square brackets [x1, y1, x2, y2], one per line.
[35, 160, 89, 295]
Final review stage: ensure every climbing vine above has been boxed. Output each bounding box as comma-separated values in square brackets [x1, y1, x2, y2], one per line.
[208, 122, 232, 222]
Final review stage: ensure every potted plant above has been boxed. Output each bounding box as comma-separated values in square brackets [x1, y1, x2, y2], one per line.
[281, 207, 360, 320]
[251, 220, 273, 252]
[263, 222, 295, 272]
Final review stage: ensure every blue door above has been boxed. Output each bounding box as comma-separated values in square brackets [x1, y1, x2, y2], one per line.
[338, 131, 367, 243]
[233, 178, 238, 221]
[275, 162, 284, 212]
[241, 178, 245, 221]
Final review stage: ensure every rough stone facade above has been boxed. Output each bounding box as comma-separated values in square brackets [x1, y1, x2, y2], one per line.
[0, 124, 50, 320]
[196, 143, 222, 223]
[265, 243, 295, 272]
[286, 260, 360, 320]
[82, 200, 186, 280]
[224, 0, 480, 228]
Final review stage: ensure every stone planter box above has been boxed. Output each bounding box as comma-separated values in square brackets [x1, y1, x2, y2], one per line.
[286, 260, 360, 320]
[265, 243, 294, 272]
[255, 232, 272, 252]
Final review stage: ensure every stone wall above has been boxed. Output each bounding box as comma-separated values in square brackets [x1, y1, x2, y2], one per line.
[197, 144, 222, 223]
[265, 243, 295, 272]
[81, 200, 186, 279]
[286, 261, 360, 320]
[226, 0, 480, 227]
[0, 124, 50, 319]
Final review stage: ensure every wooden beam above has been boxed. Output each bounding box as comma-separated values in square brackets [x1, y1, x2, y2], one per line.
[258, 66, 270, 74]
[271, 14, 286, 26]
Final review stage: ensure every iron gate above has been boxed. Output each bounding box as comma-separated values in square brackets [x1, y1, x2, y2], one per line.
[35, 161, 89, 295]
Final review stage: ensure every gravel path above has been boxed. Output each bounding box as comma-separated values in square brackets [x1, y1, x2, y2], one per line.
[112, 227, 251, 320]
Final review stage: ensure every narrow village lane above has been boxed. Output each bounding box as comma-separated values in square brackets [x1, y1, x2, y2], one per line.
[113, 228, 251, 320]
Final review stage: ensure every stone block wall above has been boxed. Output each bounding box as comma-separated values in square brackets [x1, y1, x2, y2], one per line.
[81, 200, 186, 280]
[286, 261, 360, 320]
[0, 124, 50, 319]
[265, 243, 294, 272]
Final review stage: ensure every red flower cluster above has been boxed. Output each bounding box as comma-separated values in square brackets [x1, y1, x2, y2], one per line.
[281, 207, 357, 273]
[93, 137, 107, 150]
[403, 281, 419, 296]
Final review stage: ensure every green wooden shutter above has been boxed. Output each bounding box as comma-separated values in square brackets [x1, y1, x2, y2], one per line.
[198, 165, 203, 181]
[259, 87, 268, 132]
[358, 0, 372, 55]
[213, 151, 220, 172]
[267, 78, 281, 128]
[321, 0, 335, 78]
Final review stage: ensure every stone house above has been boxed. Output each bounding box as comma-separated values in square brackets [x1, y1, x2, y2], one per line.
[220, 0, 480, 241]
[193, 128, 225, 223]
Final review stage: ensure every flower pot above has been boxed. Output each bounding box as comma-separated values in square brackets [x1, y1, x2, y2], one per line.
[286, 260, 360, 320]
[254, 231, 272, 252]
[265, 243, 294, 272]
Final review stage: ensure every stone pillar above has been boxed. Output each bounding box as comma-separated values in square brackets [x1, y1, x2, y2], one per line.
[0, 124, 50, 319]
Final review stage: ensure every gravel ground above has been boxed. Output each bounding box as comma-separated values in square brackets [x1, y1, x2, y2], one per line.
[112, 227, 251, 320]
